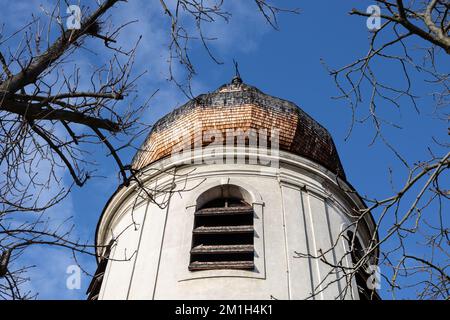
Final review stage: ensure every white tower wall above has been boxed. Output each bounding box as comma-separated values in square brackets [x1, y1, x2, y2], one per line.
[95, 149, 374, 300]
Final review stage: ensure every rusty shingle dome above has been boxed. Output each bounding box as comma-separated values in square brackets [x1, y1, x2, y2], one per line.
[132, 78, 346, 179]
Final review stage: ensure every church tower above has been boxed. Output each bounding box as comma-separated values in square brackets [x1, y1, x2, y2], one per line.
[87, 77, 378, 300]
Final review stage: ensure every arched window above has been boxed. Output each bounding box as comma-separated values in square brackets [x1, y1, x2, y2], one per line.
[86, 240, 114, 300]
[346, 231, 380, 300]
[189, 191, 255, 271]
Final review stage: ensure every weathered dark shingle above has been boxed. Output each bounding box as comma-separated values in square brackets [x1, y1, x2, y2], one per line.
[132, 78, 346, 179]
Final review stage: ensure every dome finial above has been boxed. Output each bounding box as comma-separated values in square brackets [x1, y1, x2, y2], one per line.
[232, 59, 242, 85]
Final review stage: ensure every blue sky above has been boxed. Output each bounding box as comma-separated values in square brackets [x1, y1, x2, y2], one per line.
[1, 1, 447, 299]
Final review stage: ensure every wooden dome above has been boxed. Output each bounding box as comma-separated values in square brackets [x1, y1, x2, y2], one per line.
[132, 77, 346, 179]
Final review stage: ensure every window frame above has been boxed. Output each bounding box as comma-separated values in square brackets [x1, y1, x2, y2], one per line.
[189, 197, 255, 271]
[345, 229, 380, 300]
[177, 181, 266, 282]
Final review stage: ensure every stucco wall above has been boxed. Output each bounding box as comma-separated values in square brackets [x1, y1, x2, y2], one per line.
[97, 151, 372, 300]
